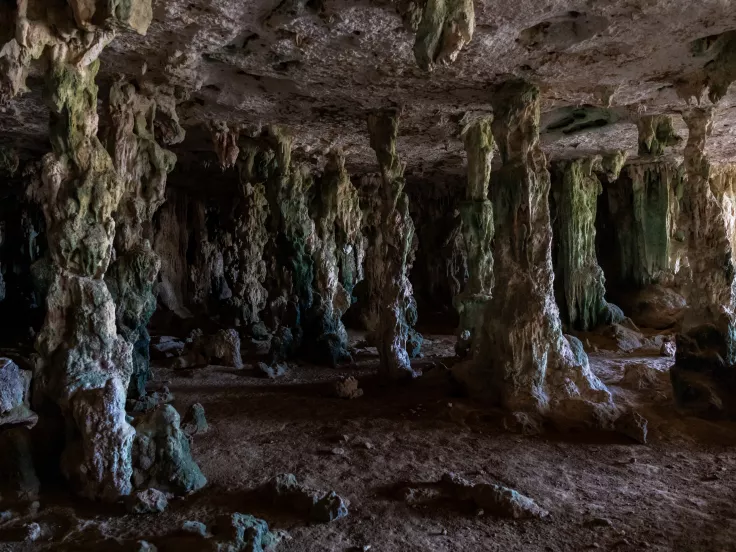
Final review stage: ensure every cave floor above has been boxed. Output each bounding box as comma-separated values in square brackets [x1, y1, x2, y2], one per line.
[4, 332, 736, 551]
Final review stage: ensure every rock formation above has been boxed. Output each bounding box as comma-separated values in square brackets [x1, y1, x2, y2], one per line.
[551, 156, 625, 331]
[306, 149, 364, 365]
[670, 107, 736, 417]
[606, 117, 684, 289]
[454, 117, 494, 355]
[453, 80, 615, 427]
[398, 0, 475, 71]
[105, 78, 182, 398]
[367, 108, 423, 380]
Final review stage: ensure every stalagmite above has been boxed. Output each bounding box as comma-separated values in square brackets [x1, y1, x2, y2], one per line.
[454, 118, 494, 356]
[670, 107, 736, 416]
[105, 79, 182, 399]
[367, 108, 422, 380]
[453, 80, 615, 427]
[397, 0, 475, 71]
[306, 150, 364, 365]
[551, 156, 624, 331]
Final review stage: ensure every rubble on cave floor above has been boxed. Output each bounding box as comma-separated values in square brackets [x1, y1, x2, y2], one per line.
[1, 331, 735, 551]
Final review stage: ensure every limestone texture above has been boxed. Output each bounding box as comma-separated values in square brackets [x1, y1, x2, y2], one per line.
[551, 157, 623, 331]
[671, 108, 736, 417]
[453, 80, 615, 428]
[454, 118, 493, 356]
[367, 108, 423, 380]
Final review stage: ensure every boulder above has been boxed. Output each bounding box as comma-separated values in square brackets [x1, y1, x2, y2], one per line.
[0, 358, 36, 428]
[620, 285, 686, 330]
[182, 403, 209, 436]
[0, 426, 39, 501]
[334, 377, 363, 399]
[132, 405, 207, 494]
[262, 473, 348, 523]
[214, 513, 283, 552]
[126, 488, 168, 514]
[255, 362, 288, 379]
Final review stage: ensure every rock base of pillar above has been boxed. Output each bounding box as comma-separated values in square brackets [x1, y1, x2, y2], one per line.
[671, 324, 736, 418]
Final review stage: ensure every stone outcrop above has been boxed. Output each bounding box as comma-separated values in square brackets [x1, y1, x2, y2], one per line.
[367, 108, 423, 380]
[454, 118, 493, 356]
[670, 108, 736, 417]
[453, 80, 615, 428]
[551, 156, 624, 331]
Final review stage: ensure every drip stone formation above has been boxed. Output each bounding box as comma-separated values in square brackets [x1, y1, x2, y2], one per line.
[2, 0, 736, 549]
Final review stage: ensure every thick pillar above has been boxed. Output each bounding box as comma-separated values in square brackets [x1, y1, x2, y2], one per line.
[367, 109, 422, 380]
[454, 118, 493, 356]
[551, 157, 624, 330]
[671, 108, 736, 416]
[105, 79, 180, 399]
[453, 80, 614, 427]
[29, 54, 136, 501]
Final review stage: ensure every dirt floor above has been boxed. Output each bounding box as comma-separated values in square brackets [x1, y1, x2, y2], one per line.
[3, 330, 736, 551]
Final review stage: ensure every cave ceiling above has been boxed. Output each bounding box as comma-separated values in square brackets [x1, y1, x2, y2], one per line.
[2, 0, 736, 183]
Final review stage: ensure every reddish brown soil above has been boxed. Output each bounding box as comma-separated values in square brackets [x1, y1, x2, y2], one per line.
[3, 332, 736, 552]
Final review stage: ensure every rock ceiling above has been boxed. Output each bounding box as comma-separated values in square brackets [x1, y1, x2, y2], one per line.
[3, 0, 736, 182]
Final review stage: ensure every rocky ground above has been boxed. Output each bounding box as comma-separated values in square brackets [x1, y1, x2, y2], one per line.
[1, 331, 736, 552]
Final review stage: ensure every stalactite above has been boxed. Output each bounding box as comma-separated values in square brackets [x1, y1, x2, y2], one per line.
[636, 115, 682, 156]
[104, 78, 181, 400]
[367, 108, 422, 380]
[398, 0, 475, 71]
[211, 121, 240, 170]
[670, 108, 736, 417]
[454, 118, 493, 356]
[551, 156, 624, 331]
[453, 79, 615, 428]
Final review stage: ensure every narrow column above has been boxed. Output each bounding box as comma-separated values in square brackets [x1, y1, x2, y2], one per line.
[671, 108, 736, 415]
[306, 150, 364, 365]
[453, 80, 614, 426]
[551, 156, 624, 330]
[367, 109, 422, 380]
[454, 118, 494, 356]
[105, 79, 181, 400]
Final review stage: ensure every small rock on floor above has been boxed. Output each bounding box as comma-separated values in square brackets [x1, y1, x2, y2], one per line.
[334, 377, 363, 399]
[126, 489, 168, 514]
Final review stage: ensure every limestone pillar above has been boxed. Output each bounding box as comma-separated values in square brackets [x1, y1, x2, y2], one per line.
[105, 79, 181, 399]
[454, 118, 493, 356]
[367, 109, 422, 380]
[453, 80, 614, 427]
[551, 157, 624, 330]
[671, 108, 736, 416]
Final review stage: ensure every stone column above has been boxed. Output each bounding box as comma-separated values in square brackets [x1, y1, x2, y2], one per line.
[606, 116, 683, 288]
[261, 127, 317, 363]
[671, 108, 736, 416]
[367, 109, 422, 380]
[454, 118, 494, 356]
[453, 80, 614, 427]
[105, 79, 181, 400]
[306, 150, 364, 366]
[551, 157, 624, 330]
[231, 143, 270, 333]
